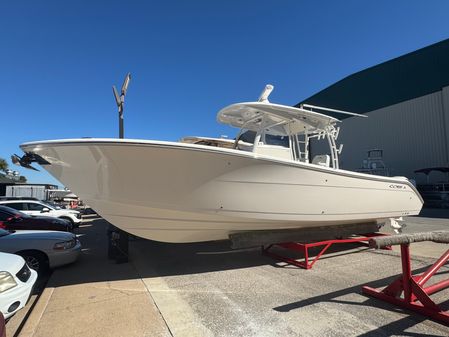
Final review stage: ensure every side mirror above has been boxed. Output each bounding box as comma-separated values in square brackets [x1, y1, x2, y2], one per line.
[41, 207, 50, 213]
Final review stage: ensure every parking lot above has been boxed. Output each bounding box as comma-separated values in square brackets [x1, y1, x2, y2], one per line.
[6, 211, 449, 337]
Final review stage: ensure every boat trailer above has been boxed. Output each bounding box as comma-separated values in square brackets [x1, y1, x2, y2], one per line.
[362, 231, 449, 325]
[262, 233, 390, 270]
[230, 222, 389, 269]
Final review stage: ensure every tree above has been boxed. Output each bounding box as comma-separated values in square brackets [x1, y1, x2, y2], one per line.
[19, 176, 27, 183]
[0, 158, 8, 173]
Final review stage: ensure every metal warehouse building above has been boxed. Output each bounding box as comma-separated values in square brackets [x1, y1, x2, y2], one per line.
[300, 38, 449, 183]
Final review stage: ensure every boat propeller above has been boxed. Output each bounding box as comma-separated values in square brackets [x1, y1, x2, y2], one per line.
[11, 153, 44, 171]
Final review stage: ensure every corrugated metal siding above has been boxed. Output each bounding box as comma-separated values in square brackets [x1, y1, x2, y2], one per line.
[6, 185, 47, 200]
[335, 90, 449, 181]
[442, 86, 449, 156]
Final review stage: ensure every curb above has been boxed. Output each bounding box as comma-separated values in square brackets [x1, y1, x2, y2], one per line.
[17, 287, 54, 337]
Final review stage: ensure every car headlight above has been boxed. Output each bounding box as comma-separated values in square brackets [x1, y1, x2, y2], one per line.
[70, 212, 81, 219]
[0, 271, 18, 293]
[53, 238, 77, 250]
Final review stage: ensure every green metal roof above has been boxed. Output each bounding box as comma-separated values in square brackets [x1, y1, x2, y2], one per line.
[297, 38, 449, 119]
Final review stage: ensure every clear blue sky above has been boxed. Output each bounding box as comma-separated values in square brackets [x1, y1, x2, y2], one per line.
[1, 1, 449, 187]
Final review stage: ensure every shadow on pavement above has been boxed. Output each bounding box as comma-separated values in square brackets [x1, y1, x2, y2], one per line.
[273, 265, 449, 336]
[44, 216, 449, 336]
[49, 217, 387, 287]
[49, 217, 276, 287]
[417, 207, 449, 219]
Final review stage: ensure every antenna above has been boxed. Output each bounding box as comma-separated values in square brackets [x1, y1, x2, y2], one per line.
[301, 104, 367, 118]
[258, 84, 274, 103]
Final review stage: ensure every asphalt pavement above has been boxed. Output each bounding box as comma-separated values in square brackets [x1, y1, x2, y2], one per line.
[11, 210, 449, 337]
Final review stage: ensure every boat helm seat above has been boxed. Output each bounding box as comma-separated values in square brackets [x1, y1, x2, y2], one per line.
[312, 155, 330, 167]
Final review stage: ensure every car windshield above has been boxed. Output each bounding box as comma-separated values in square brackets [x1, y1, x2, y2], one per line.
[41, 201, 58, 210]
[0, 229, 11, 237]
[0, 206, 31, 218]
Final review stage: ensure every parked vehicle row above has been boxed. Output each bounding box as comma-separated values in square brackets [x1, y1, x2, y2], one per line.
[0, 205, 72, 232]
[0, 199, 82, 227]
[0, 197, 84, 320]
[0, 229, 81, 274]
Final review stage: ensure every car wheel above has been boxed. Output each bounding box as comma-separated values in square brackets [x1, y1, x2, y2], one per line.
[17, 251, 48, 274]
[60, 217, 76, 228]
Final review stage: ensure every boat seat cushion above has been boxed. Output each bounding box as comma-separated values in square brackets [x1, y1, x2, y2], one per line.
[312, 155, 330, 167]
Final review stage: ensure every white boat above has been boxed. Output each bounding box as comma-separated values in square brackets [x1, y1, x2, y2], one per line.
[18, 85, 423, 243]
[356, 149, 390, 177]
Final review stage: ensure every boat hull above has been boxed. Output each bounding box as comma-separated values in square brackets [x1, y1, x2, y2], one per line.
[21, 139, 423, 242]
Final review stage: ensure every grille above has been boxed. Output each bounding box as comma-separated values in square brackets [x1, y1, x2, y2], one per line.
[16, 263, 31, 283]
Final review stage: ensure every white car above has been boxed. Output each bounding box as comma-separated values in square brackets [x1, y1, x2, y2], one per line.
[0, 200, 82, 227]
[0, 229, 81, 274]
[0, 252, 37, 319]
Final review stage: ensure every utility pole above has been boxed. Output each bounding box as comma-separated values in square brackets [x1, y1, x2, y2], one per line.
[108, 73, 131, 264]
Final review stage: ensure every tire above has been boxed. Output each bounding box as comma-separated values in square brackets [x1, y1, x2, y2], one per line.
[59, 216, 77, 232]
[60, 217, 77, 229]
[60, 216, 74, 225]
[17, 250, 48, 275]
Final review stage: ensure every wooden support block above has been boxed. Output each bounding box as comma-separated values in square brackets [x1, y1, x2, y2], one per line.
[229, 222, 379, 249]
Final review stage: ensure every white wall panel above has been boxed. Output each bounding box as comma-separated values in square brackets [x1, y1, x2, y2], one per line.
[312, 89, 449, 182]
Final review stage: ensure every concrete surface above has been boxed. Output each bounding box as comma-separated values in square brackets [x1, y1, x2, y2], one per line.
[13, 209, 449, 337]
[16, 216, 171, 337]
[130, 236, 449, 336]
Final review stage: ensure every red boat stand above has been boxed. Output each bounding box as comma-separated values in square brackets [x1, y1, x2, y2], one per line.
[262, 233, 390, 270]
[363, 243, 449, 325]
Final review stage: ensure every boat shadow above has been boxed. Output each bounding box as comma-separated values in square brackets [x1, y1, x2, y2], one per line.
[49, 217, 385, 284]
[49, 217, 280, 286]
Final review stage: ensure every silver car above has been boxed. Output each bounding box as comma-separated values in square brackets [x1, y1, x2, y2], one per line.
[0, 229, 81, 274]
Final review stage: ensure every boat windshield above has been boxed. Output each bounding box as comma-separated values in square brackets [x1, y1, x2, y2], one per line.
[239, 130, 256, 143]
[265, 134, 289, 148]
[236, 131, 289, 147]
